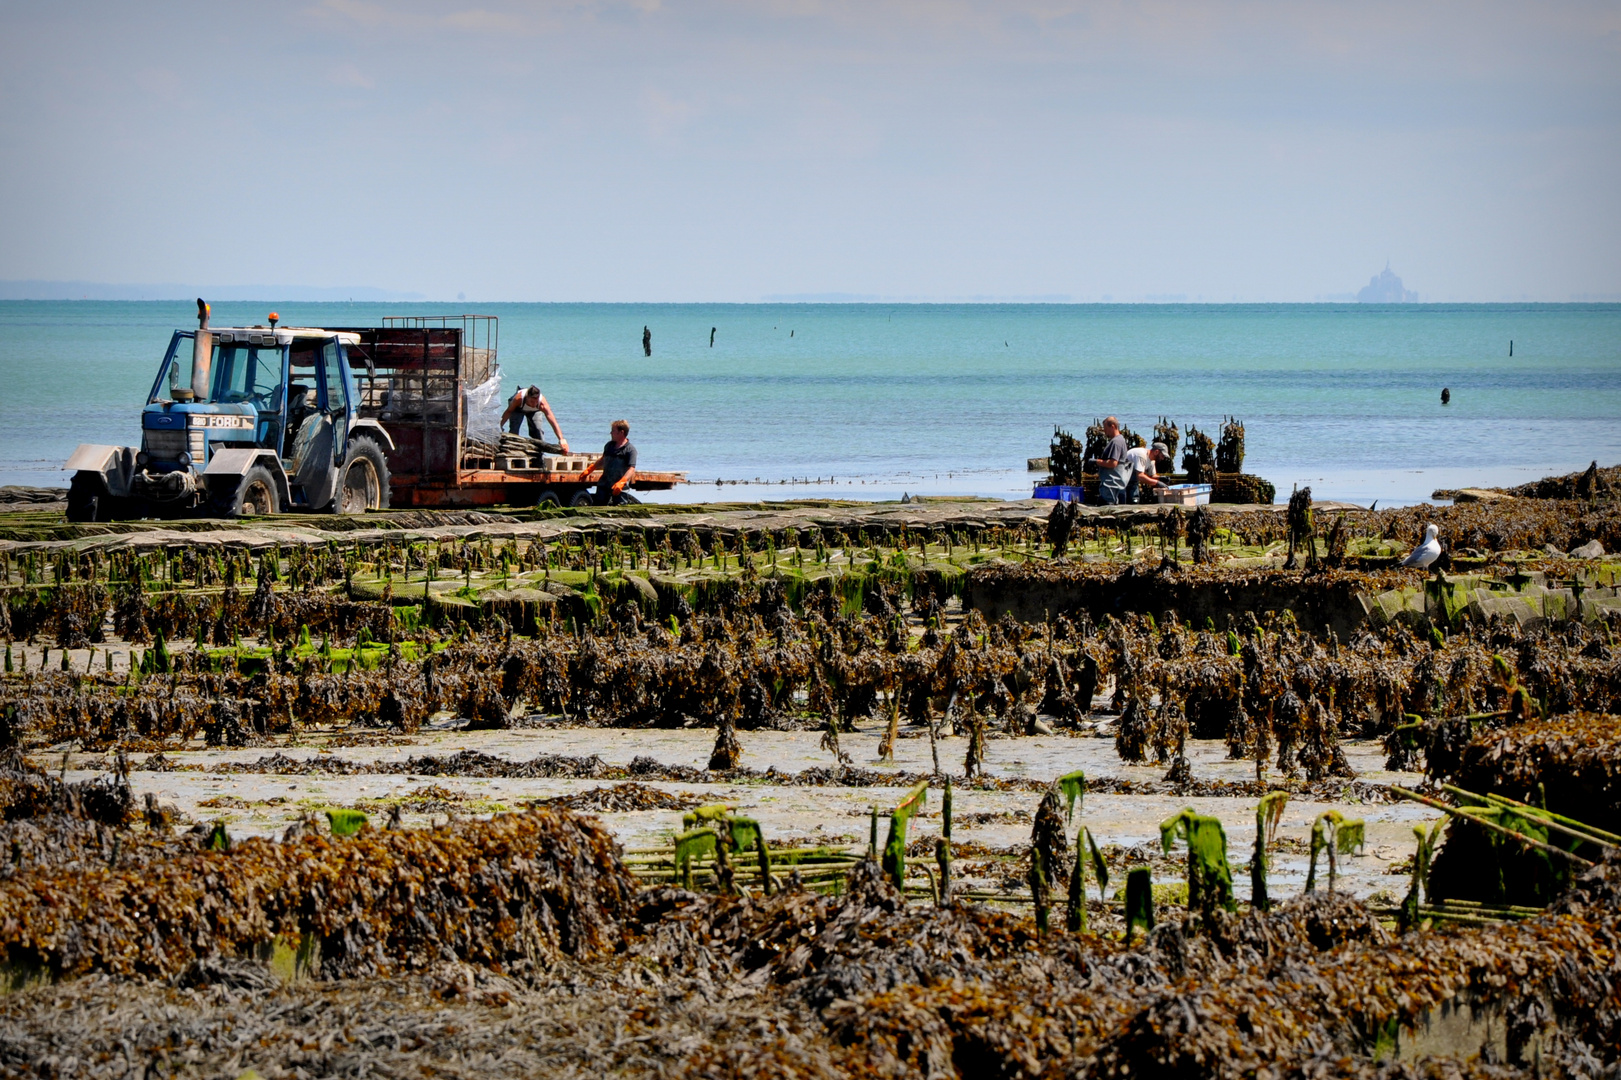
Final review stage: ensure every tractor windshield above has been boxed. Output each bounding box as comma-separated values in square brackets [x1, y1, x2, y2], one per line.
[212, 344, 285, 410]
[150, 335, 285, 408]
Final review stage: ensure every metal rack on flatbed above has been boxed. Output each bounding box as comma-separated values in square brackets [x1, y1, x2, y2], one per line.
[345, 314, 684, 509]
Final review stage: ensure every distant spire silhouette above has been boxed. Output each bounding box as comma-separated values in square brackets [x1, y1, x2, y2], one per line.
[1357, 263, 1417, 303]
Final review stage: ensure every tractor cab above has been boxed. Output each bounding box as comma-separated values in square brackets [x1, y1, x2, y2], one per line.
[141, 327, 292, 471]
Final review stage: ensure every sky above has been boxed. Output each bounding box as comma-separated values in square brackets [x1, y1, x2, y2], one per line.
[1, 0, 1618, 302]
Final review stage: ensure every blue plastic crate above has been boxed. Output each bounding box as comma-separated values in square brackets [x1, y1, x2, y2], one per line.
[1033, 484, 1086, 503]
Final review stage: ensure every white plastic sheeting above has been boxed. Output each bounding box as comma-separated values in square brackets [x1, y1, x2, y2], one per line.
[464, 365, 506, 449]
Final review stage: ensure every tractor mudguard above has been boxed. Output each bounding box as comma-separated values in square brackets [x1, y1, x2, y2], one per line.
[204, 449, 290, 506]
[348, 418, 394, 450]
[203, 447, 280, 477]
[65, 444, 120, 472]
[64, 444, 136, 497]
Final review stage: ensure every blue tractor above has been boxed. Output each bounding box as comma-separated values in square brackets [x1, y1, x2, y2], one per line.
[64, 300, 394, 521]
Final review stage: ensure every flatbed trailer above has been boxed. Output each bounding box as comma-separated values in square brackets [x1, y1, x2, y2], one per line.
[389, 463, 687, 509]
[345, 315, 684, 509]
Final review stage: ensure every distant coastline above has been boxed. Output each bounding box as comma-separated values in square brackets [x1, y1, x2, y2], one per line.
[7, 283, 1621, 305]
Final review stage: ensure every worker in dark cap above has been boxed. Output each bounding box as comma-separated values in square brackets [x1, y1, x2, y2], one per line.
[1123, 440, 1174, 503]
[501, 385, 568, 451]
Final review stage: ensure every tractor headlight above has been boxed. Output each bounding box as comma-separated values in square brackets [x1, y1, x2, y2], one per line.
[177, 451, 192, 467]
[135, 451, 149, 466]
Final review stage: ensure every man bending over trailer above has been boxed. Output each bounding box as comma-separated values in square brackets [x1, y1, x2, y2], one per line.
[502, 386, 568, 451]
[583, 420, 637, 505]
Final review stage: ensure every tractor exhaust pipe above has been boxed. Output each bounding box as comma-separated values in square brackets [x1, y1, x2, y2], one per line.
[191, 298, 212, 401]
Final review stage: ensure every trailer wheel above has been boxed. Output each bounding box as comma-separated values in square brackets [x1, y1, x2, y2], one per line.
[225, 465, 280, 518]
[335, 435, 391, 514]
[66, 473, 111, 523]
[535, 489, 561, 509]
[569, 490, 595, 508]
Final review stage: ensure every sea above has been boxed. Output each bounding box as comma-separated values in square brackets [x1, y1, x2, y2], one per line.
[2, 301, 1618, 507]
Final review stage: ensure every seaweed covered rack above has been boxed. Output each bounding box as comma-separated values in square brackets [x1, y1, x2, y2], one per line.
[2, 477, 1621, 1076]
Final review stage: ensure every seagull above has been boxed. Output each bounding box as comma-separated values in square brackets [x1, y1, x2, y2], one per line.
[1402, 524, 1442, 569]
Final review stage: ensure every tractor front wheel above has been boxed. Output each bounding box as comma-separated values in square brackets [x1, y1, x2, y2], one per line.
[224, 465, 280, 518]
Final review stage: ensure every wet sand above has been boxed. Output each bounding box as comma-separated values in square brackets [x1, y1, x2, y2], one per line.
[60, 724, 1432, 904]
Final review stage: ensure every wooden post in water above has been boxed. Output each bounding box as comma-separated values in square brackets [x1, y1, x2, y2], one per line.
[1253, 792, 1288, 911]
[1066, 836, 1086, 934]
[1029, 847, 1049, 936]
[1125, 866, 1154, 945]
[1060, 768, 1087, 933]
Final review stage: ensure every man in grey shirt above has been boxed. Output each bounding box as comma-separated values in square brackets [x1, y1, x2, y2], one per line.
[1092, 416, 1133, 505]
[583, 419, 638, 505]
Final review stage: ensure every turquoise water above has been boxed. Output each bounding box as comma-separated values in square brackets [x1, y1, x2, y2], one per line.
[2, 301, 1618, 505]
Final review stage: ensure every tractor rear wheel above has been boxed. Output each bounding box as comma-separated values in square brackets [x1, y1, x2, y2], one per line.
[335, 435, 391, 514]
[225, 465, 280, 518]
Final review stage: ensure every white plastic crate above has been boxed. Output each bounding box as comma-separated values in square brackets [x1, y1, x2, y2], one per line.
[1156, 483, 1212, 506]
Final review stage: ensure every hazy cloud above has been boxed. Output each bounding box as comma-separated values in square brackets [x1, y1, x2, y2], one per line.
[327, 63, 377, 89]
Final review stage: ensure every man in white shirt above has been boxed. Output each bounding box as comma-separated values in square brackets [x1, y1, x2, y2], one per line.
[501, 386, 569, 451]
[1124, 441, 1173, 502]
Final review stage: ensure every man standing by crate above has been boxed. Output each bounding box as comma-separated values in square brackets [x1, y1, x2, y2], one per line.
[502, 385, 569, 452]
[583, 419, 637, 505]
[1092, 417, 1133, 505]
